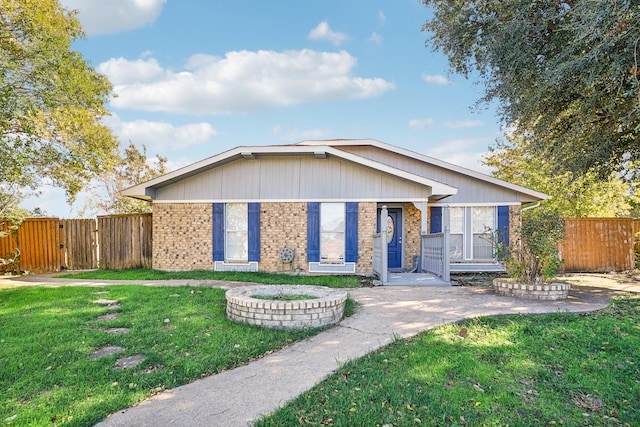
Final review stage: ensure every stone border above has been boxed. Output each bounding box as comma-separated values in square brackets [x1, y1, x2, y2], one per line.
[493, 278, 570, 300]
[226, 285, 348, 329]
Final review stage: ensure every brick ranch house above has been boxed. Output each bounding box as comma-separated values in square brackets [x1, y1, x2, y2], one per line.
[122, 139, 547, 280]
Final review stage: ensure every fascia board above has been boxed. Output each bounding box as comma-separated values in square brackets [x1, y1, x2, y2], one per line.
[122, 144, 458, 199]
[298, 138, 549, 200]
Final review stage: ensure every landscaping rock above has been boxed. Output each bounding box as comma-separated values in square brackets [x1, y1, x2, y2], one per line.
[114, 354, 145, 370]
[93, 298, 119, 305]
[97, 312, 121, 321]
[106, 328, 130, 335]
[90, 346, 124, 360]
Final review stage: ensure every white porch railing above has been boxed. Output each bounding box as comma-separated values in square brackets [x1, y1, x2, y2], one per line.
[373, 232, 388, 284]
[421, 206, 450, 282]
[421, 233, 450, 282]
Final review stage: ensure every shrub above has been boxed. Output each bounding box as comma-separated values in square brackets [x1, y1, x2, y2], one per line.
[496, 209, 565, 284]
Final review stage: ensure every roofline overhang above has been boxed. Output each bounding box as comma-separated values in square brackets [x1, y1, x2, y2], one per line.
[296, 138, 549, 201]
[122, 144, 458, 200]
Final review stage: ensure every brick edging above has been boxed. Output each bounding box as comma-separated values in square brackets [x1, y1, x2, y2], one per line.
[226, 285, 348, 329]
[493, 278, 570, 300]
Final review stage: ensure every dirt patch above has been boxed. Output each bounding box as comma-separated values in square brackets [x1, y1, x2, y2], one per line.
[451, 272, 507, 287]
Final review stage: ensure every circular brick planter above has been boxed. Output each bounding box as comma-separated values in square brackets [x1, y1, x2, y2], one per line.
[225, 285, 348, 329]
[493, 278, 570, 300]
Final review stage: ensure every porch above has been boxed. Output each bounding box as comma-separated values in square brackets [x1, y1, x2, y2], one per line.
[383, 272, 450, 286]
[373, 205, 453, 285]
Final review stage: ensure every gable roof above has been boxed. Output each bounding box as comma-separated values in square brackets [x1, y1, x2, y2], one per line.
[122, 143, 459, 201]
[296, 139, 549, 202]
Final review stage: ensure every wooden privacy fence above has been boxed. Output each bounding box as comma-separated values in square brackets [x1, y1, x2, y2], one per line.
[559, 218, 640, 272]
[1, 218, 68, 273]
[0, 214, 152, 273]
[98, 214, 152, 270]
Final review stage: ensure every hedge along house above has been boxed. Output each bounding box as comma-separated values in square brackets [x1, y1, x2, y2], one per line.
[122, 139, 547, 283]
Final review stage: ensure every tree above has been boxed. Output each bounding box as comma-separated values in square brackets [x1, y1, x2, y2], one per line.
[83, 143, 167, 215]
[0, 0, 119, 213]
[484, 135, 639, 217]
[422, 0, 640, 178]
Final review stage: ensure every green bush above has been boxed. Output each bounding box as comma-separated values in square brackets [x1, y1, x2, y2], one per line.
[496, 209, 565, 283]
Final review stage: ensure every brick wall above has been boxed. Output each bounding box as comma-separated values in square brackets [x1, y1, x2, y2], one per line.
[356, 202, 376, 274]
[152, 203, 215, 270]
[403, 203, 422, 270]
[153, 201, 378, 274]
[259, 202, 308, 272]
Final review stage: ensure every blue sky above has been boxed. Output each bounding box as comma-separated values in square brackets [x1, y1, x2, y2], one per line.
[23, 0, 503, 217]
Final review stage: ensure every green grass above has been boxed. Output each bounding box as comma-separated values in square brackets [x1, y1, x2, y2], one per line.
[56, 269, 361, 288]
[256, 295, 640, 427]
[0, 286, 341, 426]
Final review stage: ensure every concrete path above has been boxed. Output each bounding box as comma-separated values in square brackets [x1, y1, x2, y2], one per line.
[90, 282, 629, 427]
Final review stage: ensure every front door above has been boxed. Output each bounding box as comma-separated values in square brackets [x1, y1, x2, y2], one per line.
[378, 208, 403, 269]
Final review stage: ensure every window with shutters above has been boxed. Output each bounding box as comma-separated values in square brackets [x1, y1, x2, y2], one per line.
[320, 203, 345, 263]
[225, 203, 248, 262]
[430, 205, 505, 261]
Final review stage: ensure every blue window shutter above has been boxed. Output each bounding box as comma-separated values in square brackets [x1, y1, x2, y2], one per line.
[430, 207, 442, 233]
[248, 203, 260, 262]
[345, 202, 358, 262]
[497, 206, 509, 247]
[212, 203, 225, 261]
[307, 202, 320, 262]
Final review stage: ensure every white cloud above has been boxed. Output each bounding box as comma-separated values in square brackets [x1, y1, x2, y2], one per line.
[421, 74, 451, 85]
[60, 0, 166, 36]
[368, 32, 383, 44]
[424, 136, 493, 173]
[377, 11, 387, 26]
[272, 126, 333, 142]
[98, 50, 395, 115]
[308, 21, 348, 46]
[409, 118, 435, 130]
[444, 120, 485, 129]
[104, 115, 218, 152]
[97, 57, 168, 85]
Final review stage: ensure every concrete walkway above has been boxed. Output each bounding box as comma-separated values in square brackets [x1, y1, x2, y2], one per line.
[2, 274, 636, 426]
[95, 282, 629, 427]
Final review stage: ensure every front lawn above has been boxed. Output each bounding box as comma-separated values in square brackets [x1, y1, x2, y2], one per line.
[56, 269, 361, 288]
[256, 295, 640, 427]
[0, 285, 340, 426]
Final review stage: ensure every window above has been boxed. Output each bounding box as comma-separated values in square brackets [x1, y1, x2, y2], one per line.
[430, 205, 502, 261]
[449, 207, 465, 260]
[320, 203, 345, 262]
[225, 203, 248, 262]
[471, 207, 495, 260]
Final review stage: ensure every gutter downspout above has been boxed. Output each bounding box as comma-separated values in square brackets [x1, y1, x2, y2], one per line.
[521, 201, 541, 212]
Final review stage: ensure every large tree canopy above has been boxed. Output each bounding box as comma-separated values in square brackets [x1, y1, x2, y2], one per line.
[422, 0, 640, 177]
[484, 135, 639, 217]
[0, 0, 119, 209]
